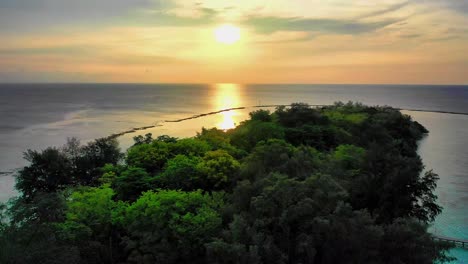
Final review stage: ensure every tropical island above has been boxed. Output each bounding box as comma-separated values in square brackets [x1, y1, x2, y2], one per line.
[0, 102, 455, 263]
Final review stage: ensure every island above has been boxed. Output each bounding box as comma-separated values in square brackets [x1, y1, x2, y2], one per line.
[0, 102, 455, 263]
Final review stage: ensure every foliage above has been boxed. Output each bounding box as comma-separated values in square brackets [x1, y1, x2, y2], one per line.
[0, 102, 452, 263]
[0, 192, 81, 264]
[16, 137, 122, 201]
[126, 140, 171, 173]
[16, 148, 73, 200]
[117, 190, 223, 263]
[228, 120, 285, 151]
[197, 127, 246, 158]
[74, 138, 123, 185]
[60, 185, 116, 241]
[197, 150, 240, 190]
[156, 155, 203, 191]
[133, 133, 154, 145]
[113, 167, 152, 201]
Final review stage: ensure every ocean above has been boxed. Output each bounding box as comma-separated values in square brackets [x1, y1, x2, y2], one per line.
[0, 83, 467, 262]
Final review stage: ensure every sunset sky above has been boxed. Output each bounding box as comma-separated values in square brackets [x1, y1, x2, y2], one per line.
[0, 0, 467, 84]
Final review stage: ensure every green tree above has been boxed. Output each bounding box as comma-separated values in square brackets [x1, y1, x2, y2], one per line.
[351, 143, 441, 223]
[241, 139, 321, 181]
[197, 150, 241, 190]
[229, 121, 285, 151]
[249, 109, 272, 122]
[133, 133, 154, 145]
[72, 138, 123, 185]
[0, 193, 80, 264]
[126, 141, 170, 173]
[276, 103, 328, 127]
[99, 163, 123, 185]
[117, 190, 223, 263]
[157, 155, 203, 191]
[210, 174, 350, 264]
[113, 167, 152, 201]
[196, 128, 244, 158]
[0, 102, 452, 264]
[59, 185, 121, 263]
[16, 148, 72, 200]
[331, 144, 366, 170]
[380, 218, 454, 264]
[170, 138, 211, 157]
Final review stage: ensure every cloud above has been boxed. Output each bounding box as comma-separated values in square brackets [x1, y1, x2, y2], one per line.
[123, 7, 218, 27]
[243, 15, 401, 35]
[0, 0, 163, 13]
[358, 1, 410, 19]
[0, 0, 167, 32]
[0, 44, 187, 66]
[412, 0, 468, 14]
[99, 54, 189, 65]
[0, 46, 89, 56]
[447, 1, 468, 13]
[400, 33, 421, 39]
[0, 0, 221, 33]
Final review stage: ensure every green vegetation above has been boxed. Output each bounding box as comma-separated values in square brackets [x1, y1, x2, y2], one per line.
[0, 102, 454, 263]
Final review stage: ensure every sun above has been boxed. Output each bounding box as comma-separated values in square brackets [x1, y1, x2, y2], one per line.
[214, 25, 241, 44]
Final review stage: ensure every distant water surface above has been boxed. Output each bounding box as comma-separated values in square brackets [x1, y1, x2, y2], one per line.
[0, 83, 467, 262]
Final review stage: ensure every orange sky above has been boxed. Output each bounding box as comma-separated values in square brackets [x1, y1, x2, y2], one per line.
[0, 0, 467, 84]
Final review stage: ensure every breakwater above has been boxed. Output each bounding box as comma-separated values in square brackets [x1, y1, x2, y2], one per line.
[103, 105, 468, 141]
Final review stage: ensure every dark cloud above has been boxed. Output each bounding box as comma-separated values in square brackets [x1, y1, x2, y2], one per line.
[0, 0, 42, 9]
[243, 15, 401, 35]
[448, 1, 468, 13]
[439, 1, 468, 13]
[412, 0, 468, 14]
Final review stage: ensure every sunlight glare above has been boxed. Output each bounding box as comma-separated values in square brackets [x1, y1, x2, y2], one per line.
[214, 25, 241, 44]
[213, 83, 241, 130]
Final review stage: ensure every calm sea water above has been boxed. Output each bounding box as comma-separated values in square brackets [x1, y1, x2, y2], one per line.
[0, 83, 467, 262]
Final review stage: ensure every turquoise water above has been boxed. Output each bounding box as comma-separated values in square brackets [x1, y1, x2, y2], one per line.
[0, 84, 467, 262]
[410, 111, 468, 263]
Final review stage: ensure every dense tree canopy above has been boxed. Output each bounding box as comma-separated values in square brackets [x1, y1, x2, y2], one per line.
[0, 102, 454, 263]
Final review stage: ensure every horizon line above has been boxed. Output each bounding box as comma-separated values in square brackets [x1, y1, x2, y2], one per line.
[0, 82, 467, 86]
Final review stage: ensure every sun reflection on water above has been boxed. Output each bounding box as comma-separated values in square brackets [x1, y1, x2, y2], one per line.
[213, 83, 242, 130]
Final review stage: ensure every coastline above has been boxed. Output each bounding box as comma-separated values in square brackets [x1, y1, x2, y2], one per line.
[102, 105, 468, 142]
[0, 104, 467, 261]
